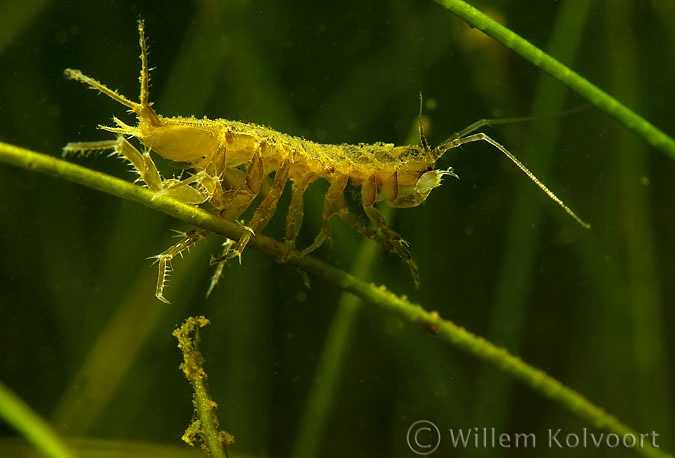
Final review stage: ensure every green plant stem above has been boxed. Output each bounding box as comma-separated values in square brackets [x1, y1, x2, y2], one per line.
[0, 379, 77, 458]
[606, 0, 673, 435]
[473, 0, 595, 442]
[434, 0, 675, 162]
[173, 316, 233, 458]
[0, 143, 671, 458]
[290, 208, 389, 458]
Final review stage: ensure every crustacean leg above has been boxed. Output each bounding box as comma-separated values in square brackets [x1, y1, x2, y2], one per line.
[360, 174, 420, 287]
[151, 228, 212, 303]
[214, 156, 291, 263]
[301, 173, 349, 256]
[282, 173, 314, 259]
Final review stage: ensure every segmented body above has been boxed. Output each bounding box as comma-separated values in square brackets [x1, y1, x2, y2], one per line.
[145, 114, 438, 198]
[63, 20, 588, 303]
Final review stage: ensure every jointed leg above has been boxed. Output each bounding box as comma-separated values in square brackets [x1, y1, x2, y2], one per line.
[152, 228, 212, 303]
[63, 136, 163, 192]
[217, 159, 291, 263]
[324, 186, 419, 285]
[207, 168, 276, 294]
[283, 174, 313, 259]
[206, 238, 235, 297]
[301, 174, 348, 256]
[64, 135, 216, 205]
[333, 194, 393, 252]
[361, 175, 420, 287]
[361, 205, 420, 286]
[213, 150, 265, 212]
[154, 143, 227, 205]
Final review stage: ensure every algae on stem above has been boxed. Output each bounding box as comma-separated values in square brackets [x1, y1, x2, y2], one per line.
[174, 316, 234, 458]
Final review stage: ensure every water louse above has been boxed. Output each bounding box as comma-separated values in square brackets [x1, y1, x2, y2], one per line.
[63, 20, 588, 303]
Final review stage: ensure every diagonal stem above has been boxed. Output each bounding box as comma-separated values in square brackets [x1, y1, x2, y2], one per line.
[434, 0, 675, 162]
[0, 141, 671, 458]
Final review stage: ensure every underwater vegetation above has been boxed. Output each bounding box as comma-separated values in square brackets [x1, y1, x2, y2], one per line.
[0, 1, 673, 457]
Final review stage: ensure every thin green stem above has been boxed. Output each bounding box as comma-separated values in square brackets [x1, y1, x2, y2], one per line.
[173, 316, 234, 458]
[433, 0, 675, 162]
[290, 208, 389, 458]
[606, 0, 673, 435]
[473, 0, 595, 443]
[0, 379, 77, 458]
[1, 142, 672, 458]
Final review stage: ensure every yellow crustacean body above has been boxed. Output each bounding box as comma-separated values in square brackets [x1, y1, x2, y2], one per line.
[140, 111, 443, 206]
[62, 20, 588, 303]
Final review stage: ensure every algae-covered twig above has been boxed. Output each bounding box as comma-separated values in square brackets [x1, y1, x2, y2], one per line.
[2, 142, 673, 458]
[173, 316, 234, 458]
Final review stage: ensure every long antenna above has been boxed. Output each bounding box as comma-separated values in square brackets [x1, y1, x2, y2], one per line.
[418, 92, 430, 153]
[137, 19, 151, 109]
[434, 132, 590, 229]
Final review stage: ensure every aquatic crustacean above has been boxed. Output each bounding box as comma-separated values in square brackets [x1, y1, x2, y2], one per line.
[63, 20, 588, 303]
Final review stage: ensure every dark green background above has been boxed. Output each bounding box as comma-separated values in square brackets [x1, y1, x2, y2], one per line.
[1, 0, 673, 457]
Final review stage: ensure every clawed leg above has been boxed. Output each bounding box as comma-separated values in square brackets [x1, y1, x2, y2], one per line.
[155, 170, 222, 204]
[301, 174, 349, 256]
[333, 195, 393, 252]
[282, 174, 313, 259]
[362, 204, 419, 287]
[151, 228, 211, 303]
[205, 161, 279, 295]
[206, 238, 236, 297]
[361, 175, 420, 287]
[64, 136, 163, 192]
[214, 159, 291, 263]
[154, 143, 227, 205]
[64, 135, 215, 204]
[299, 173, 418, 285]
[331, 192, 419, 286]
